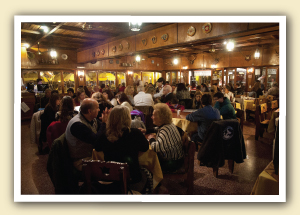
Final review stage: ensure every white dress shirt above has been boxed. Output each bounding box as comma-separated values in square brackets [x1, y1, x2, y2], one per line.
[134, 92, 154, 106]
[153, 85, 164, 98]
[224, 91, 235, 102]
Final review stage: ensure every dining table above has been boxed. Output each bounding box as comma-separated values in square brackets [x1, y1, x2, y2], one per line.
[172, 110, 198, 136]
[91, 148, 163, 189]
[251, 161, 279, 195]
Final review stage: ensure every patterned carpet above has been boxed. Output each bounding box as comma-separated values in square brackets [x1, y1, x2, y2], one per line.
[21, 119, 274, 195]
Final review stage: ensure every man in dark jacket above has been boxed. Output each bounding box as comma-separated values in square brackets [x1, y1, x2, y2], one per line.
[186, 94, 220, 143]
[213, 92, 236, 120]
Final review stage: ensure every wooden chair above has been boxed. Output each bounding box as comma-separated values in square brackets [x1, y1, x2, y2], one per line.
[82, 160, 129, 194]
[163, 133, 196, 195]
[197, 120, 246, 178]
[255, 103, 271, 140]
[235, 108, 244, 131]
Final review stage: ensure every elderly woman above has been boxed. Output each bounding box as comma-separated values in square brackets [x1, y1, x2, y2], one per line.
[124, 85, 135, 106]
[74, 88, 86, 106]
[141, 103, 184, 172]
[116, 93, 134, 112]
[91, 92, 113, 120]
[95, 106, 149, 193]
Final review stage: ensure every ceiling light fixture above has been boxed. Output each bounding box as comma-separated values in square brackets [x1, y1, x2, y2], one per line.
[136, 55, 141, 62]
[129, 22, 142, 31]
[50, 49, 57, 58]
[226, 41, 234, 51]
[40, 26, 49, 33]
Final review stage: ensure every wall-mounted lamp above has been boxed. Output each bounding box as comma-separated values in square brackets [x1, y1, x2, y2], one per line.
[136, 55, 141, 62]
[78, 70, 85, 81]
[128, 71, 133, 75]
[129, 22, 142, 31]
[254, 48, 260, 59]
[248, 68, 254, 73]
[211, 64, 217, 69]
[22, 43, 30, 48]
[50, 49, 57, 58]
[173, 58, 178, 65]
[182, 66, 188, 69]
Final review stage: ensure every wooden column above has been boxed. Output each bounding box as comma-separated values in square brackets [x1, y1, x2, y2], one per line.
[221, 68, 224, 87]
[60, 71, 64, 94]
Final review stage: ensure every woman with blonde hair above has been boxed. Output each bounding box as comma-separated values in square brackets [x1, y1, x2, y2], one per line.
[91, 92, 113, 120]
[140, 103, 184, 172]
[95, 106, 150, 193]
[124, 85, 135, 106]
[73, 87, 86, 106]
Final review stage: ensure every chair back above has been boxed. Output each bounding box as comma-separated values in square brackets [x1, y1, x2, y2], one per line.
[235, 108, 244, 130]
[46, 121, 69, 148]
[271, 100, 278, 109]
[267, 95, 275, 101]
[260, 103, 268, 114]
[82, 160, 129, 194]
[235, 102, 241, 110]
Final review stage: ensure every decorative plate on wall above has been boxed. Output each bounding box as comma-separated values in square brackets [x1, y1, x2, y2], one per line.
[142, 38, 147, 46]
[96, 51, 100, 56]
[161, 33, 169, 42]
[101, 49, 105, 55]
[109, 60, 114, 64]
[202, 23, 212, 34]
[125, 41, 130, 49]
[112, 46, 117, 52]
[187, 26, 196, 36]
[116, 60, 119, 64]
[61, 54, 68, 60]
[119, 44, 123, 51]
[152, 36, 157, 44]
[151, 60, 154, 64]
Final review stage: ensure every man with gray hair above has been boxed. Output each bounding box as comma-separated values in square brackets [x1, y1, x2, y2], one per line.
[265, 82, 279, 98]
[161, 85, 175, 103]
[134, 85, 154, 106]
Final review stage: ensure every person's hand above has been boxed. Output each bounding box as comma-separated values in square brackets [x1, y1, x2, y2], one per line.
[101, 107, 112, 123]
[147, 134, 156, 140]
[138, 128, 146, 133]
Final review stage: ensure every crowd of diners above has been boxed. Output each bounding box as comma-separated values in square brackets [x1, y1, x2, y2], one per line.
[37, 76, 279, 194]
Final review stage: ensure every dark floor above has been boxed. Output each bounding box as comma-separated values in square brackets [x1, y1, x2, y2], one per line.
[21, 119, 275, 195]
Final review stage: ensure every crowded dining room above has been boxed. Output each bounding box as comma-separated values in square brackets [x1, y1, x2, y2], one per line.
[16, 16, 285, 201]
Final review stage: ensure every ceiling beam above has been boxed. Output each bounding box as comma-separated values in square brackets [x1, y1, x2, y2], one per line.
[27, 22, 66, 49]
[51, 33, 103, 42]
[21, 29, 41, 34]
[58, 25, 119, 37]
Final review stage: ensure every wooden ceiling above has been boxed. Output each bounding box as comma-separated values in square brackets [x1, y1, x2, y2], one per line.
[21, 22, 279, 59]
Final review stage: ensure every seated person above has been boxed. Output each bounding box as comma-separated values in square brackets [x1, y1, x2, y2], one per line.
[102, 89, 118, 107]
[234, 82, 244, 95]
[116, 93, 134, 112]
[91, 92, 113, 120]
[249, 81, 263, 98]
[141, 103, 184, 172]
[213, 92, 237, 119]
[39, 93, 61, 154]
[134, 85, 154, 107]
[40, 88, 51, 108]
[224, 85, 235, 102]
[176, 83, 191, 100]
[65, 98, 107, 171]
[47, 96, 78, 148]
[95, 106, 149, 193]
[74, 88, 87, 106]
[161, 85, 176, 103]
[265, 82, 279, 98]
[67, 88, 76, 99]
[192, 91, 203, 109]
[166, 98, 185, 113]
[186, 94, 220, 143]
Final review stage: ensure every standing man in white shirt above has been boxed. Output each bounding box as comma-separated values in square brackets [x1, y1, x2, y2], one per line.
[134, 85, 154, 106]
[153, 78, 165, 99]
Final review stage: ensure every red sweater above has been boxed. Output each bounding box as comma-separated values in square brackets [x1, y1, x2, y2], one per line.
[166, 102, 185, 113]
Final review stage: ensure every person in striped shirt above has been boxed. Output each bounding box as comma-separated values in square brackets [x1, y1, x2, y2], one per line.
[140, 103, 184, 172]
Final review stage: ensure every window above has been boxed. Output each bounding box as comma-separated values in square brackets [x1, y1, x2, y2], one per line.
[63, 71, 75, 93]
[86, 71, 97, 87]
[98, 71, 116, 89]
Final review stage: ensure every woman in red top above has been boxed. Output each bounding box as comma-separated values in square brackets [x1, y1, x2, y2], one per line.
[118, 83, 126, 92]
[73, 88, 86, 106]
[166, 97, 185, 113]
